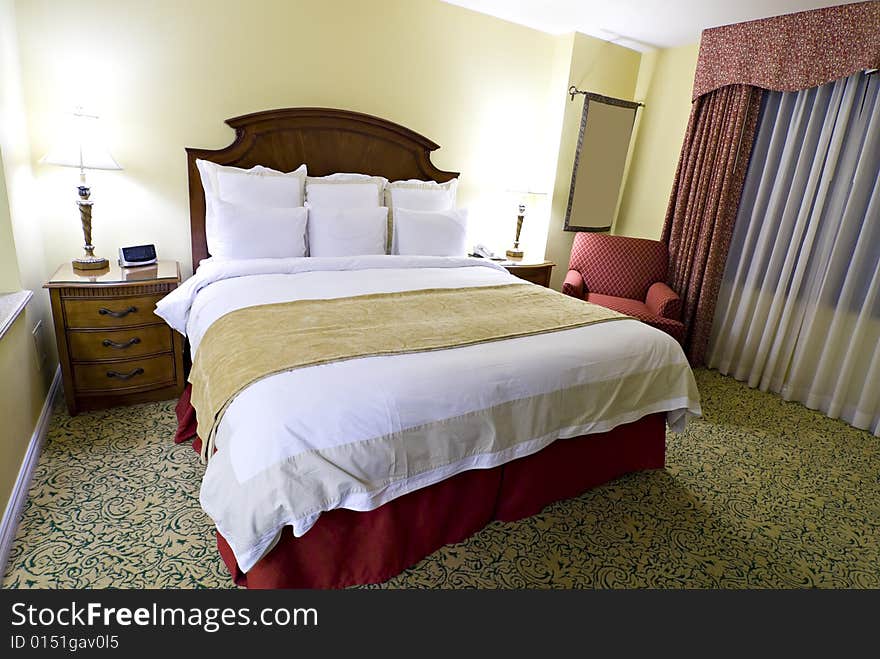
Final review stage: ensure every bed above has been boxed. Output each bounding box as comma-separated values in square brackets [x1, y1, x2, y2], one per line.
[164, 107, 701, 589]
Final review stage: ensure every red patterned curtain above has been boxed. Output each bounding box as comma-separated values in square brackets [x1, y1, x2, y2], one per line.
[663, 1, 880, 364]
[662, 85, 762, 362]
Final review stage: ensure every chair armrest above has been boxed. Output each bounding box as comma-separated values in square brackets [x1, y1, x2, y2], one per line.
[646, 282, 681, 320]
[562, 270, 586, 299]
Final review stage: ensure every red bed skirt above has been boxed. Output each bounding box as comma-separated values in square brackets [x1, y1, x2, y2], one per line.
[175, 385, 665, 589]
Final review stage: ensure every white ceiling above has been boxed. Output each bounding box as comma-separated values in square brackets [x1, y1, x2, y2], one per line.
[442, 0, 864, 51]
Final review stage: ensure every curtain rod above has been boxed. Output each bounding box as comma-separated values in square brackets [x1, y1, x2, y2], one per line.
[568, 85, 645, 107]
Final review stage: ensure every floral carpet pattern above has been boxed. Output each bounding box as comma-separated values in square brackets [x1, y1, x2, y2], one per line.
[4, 369, 879, 589]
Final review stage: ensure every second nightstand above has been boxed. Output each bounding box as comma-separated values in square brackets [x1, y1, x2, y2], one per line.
[501, 258, 555, 288]
[45, 260, 185, 415]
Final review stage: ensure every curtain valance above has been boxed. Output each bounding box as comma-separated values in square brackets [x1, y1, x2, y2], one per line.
[692, 1, 880, 101]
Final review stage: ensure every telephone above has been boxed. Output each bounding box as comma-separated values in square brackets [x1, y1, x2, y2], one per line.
[471, 243, 503, 260]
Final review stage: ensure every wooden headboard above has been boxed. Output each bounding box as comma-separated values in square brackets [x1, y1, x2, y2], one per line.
[185, 107, 459, 268]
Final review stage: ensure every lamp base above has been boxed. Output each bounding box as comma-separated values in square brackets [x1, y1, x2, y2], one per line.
[505, 248, 524, 259]
[72, 255, 109, 271]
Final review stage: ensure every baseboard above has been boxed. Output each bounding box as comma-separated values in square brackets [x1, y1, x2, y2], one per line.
[0, 365, 61, 578]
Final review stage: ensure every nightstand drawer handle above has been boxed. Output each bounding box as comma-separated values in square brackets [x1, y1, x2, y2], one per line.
[98, 306, 138, 318]
[102, 337, 141, 350]
[106, 367, 144, 380]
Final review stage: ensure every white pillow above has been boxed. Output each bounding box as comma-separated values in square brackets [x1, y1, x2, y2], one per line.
[196, 160, 306, 201]
[210, 200, 308, 260]
[386, 179, 458, 253]
[217, 169, 304, 208]
[307, 206, 388, 257]
[306, 182, 384, 209]
[196, 160, 307, 256]
[394, 207, 468, 257]
[309, 172, 386, 181]
[385, 178, 458, 211]
[305, 173, 387, 208]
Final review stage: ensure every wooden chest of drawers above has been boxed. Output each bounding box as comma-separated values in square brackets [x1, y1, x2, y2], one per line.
[45, 260, 185, 415]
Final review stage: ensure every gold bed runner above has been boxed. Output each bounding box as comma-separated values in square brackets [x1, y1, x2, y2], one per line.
[190, 283, 628, 460]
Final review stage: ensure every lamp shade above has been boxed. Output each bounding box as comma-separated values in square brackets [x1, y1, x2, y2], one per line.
[40, 111, 122, 171]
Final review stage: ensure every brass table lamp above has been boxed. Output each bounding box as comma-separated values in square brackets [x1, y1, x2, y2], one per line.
[505, 203, 526, 259]
[40, 110, 122, 270]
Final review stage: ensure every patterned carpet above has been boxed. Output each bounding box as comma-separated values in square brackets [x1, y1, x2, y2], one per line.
[4, 368, 879, 589]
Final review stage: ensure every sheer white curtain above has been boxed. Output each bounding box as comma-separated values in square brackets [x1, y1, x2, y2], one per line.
[708, 71, 880, 436]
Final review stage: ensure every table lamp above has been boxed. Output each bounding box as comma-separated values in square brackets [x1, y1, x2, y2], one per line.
[505, 189, 546, 260]
[505, 202, 526, 259]
[40, 110, 122, 270]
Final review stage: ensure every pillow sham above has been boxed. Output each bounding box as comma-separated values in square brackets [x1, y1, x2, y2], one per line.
[305, 173, 387, 208]
[197, 160, 306, 202]
[217, 168, 305, 208]
[307, 206, 388, 257]
[306, 182, 384, 209]
[196, 160, 307, 255]
[385, 178, 458, 253]
[385, 178, 458, 211]
[210, 199, 308, 260]
[393, 207, 468, 257]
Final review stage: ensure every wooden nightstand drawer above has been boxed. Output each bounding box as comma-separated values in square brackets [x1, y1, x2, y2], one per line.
[68, 324, 173, 362]
[46, 260, 185, 415]
[63, 294, 165, 329]
[73, 354, 176, 393]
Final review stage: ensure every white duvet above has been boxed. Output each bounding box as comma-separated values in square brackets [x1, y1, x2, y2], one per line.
[156, 255, 701, 572]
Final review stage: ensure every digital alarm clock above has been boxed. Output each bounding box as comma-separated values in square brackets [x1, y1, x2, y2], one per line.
[118, 244, 157, 267]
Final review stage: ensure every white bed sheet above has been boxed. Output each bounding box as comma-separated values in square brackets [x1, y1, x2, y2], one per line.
[156, 255, 702, 571]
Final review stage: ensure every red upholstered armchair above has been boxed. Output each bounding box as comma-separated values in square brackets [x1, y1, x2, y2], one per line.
[562, 233, 685, 343]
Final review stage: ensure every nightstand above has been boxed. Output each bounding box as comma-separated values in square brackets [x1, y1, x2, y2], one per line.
[45, 260, 185, 415]
[501, 258, 555, 288]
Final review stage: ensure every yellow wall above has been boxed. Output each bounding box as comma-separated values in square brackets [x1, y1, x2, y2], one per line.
[0, 0, 20, 294]
[0, 0, 53, 520]
[13, 0, 584, 274]
[0, 149, 22, 291]
[544, 33, 641, 290]
[1, 0, 50, 307]
[614, 43, 699, 240]
[0, 310, 48, 514]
